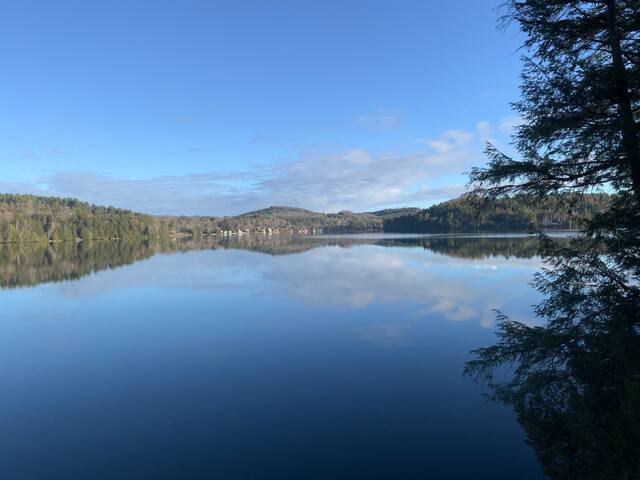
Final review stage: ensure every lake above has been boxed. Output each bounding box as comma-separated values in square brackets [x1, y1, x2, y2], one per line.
[0, 234, 556, 479]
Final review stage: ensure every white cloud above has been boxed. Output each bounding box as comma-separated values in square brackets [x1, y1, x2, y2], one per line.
[498, 115, 524, 133]
[3, 117, 529, 216]
[417, 129, 474, 153]
[256, 146, 471, 212]
[475, 121, 494, 141]
[0, 136, 477, 215]
[48, 236, 543, 329]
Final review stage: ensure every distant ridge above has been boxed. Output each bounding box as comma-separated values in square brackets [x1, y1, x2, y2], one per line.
[237, 206, 421, 218]
[238, 206, 315, 215]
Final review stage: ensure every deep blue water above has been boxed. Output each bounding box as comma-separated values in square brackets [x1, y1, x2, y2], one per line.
[0, 235, 547, 479]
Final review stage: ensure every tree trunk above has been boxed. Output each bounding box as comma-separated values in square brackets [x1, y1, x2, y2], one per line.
[606, 0, 640, 201]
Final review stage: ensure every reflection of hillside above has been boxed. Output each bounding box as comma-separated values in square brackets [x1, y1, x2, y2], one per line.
[466, 304, 640, 479]
[216, 234, 566, 259]
[0, 241, 158, 289]
[215, 235, 401, 255]
[215, 235, 337, 255]
[394, 236, 554, 259]
[0, 234, 568, 289]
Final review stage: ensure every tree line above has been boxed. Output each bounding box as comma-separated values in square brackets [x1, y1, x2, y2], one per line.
[0, 193, 612, 244]
[384, 193, 611, 233]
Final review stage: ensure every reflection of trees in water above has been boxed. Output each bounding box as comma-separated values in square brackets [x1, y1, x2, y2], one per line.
[0, 237, 227, 289]
[0, 241, 157, 289]
[465, 226, 640, 479]
[379, 236, 559, 259]
[0, 234, 552, 289]
[458, 0, 640, 475]
[465, 309, 640, 479]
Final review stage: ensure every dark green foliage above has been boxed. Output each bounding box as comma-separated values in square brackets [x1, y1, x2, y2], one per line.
[384, 193, 611, 233]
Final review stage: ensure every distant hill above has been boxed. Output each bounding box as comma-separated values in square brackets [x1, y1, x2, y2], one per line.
[218, 206, 382, 233]
[237, 206, 315, 217]
[220, 206, 422, 233]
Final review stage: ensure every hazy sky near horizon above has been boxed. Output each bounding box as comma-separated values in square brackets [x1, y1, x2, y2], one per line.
[1, 0, 524, 215]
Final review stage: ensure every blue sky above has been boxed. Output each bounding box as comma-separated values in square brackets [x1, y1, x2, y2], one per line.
[1, 0, 524, 215]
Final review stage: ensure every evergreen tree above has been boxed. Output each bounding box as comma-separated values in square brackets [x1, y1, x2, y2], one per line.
[471, 0, 640, 201]
[465, 1, 640, 477]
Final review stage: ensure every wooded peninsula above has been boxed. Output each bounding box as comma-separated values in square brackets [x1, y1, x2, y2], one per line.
[0, 192, 611, 244]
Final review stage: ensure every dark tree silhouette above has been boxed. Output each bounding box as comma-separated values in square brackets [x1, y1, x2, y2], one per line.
[465, 1, 640, 478]
[470, 0, 640, 201]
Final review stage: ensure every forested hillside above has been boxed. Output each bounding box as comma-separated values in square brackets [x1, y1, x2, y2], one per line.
[0, 194, 166, 243]
[0, 192, 613, 244]
[383, 194, 611, 233]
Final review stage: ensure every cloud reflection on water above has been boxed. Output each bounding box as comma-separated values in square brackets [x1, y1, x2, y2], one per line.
[38, 239, 543, 331]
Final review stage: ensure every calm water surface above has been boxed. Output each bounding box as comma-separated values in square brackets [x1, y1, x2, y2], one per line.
[0, 234, 554, 479]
